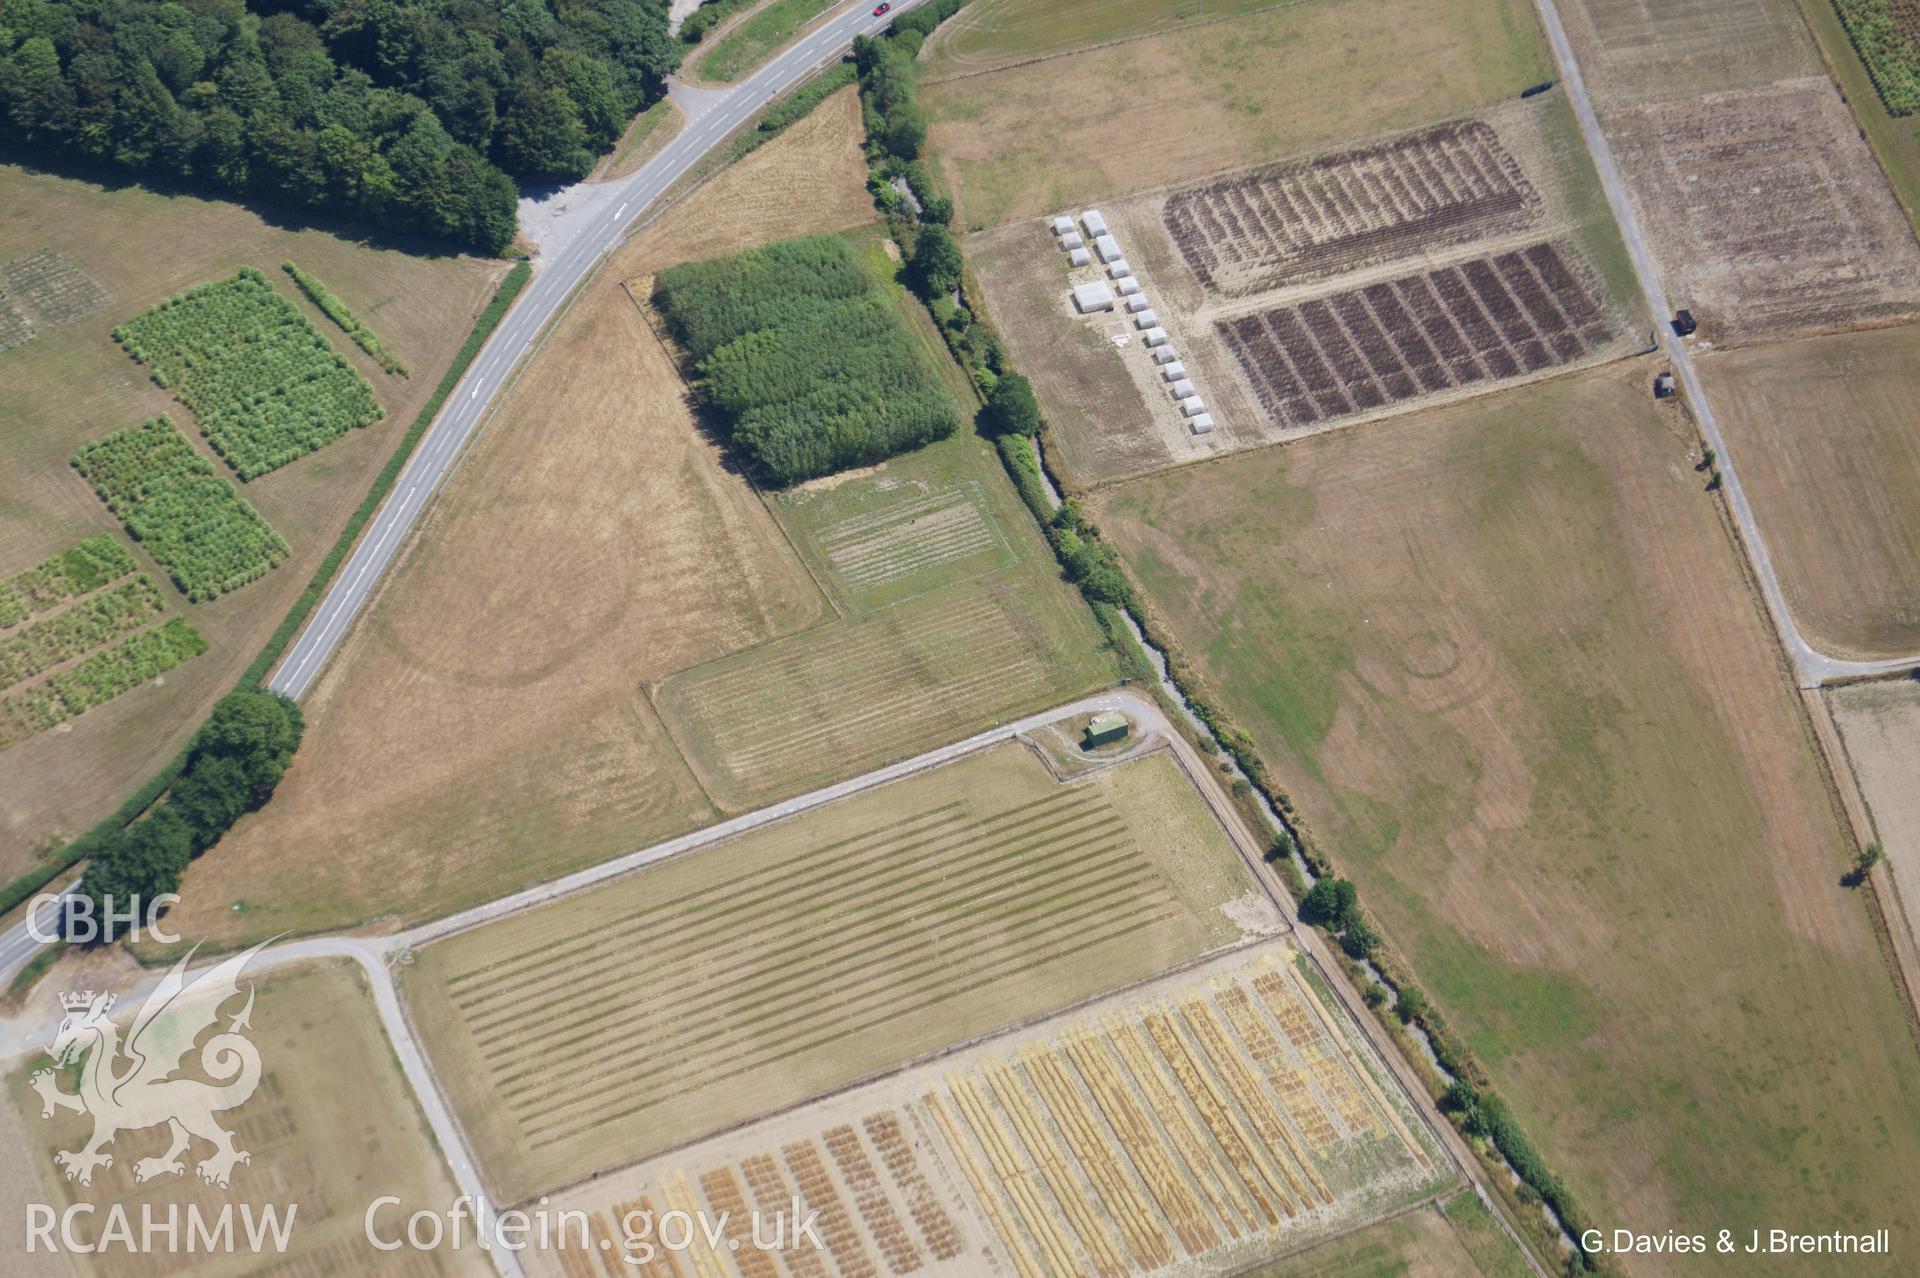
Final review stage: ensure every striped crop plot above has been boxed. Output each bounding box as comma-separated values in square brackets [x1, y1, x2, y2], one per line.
[773, 445, 1023, 617]
[655, 580, 1107, 810]
[1218, 242, 1615, 430]
[970, 93, 1642, 486]
[794, 480, 1014, 612]
[406, 742, 1280, 1203]
[0, 535, 206, 749]
[113, 267, 384, 479]
[925, 953, 1439, 1278]
[527, 942, 1449, 1278]
[1164, 122, 1542, 296]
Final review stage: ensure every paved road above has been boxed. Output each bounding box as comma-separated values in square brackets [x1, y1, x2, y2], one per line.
[1529, 0, 1920, 690]
[1, 686, 1541, 1277]
[0, 0, 924, 1043]
[0, 691, 1162, 1277]
[267, 0, 921, 701]
[0, 892, 67, 981]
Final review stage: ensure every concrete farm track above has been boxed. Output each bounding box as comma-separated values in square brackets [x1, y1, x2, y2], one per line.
[0, 0, 929, 1009]
[0, 690, 1548, 1278]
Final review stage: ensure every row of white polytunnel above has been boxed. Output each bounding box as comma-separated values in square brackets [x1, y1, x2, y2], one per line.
[1053, 210, 1214, 434]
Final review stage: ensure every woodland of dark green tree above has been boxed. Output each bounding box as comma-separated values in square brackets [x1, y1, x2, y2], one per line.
[0, 0, 680, 254]
[653, 234, 961, 484]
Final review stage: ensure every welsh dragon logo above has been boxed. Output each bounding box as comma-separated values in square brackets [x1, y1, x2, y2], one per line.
[31, 941, 271, 1189]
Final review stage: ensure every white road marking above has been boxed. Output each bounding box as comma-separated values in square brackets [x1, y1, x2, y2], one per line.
[266, 0, 940, 703]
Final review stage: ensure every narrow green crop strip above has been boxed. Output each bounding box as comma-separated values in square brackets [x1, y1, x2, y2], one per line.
[283, 261, 408, 377]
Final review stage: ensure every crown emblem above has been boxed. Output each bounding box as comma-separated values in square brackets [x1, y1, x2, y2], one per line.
[59, 990, 110, 1013]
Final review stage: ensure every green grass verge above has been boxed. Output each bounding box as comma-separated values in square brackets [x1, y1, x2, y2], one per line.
[283, 260, 407, 376]
[695, 0, 836, 82]
[732, 62, 858, 160]
[0, 260, 532, 919]
[606, 98, 678, 174]
[681, 0, 762, 43]
[6, 941, 63, 1003]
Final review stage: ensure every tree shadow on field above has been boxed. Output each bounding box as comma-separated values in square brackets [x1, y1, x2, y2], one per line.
[0, 143, 470, 261]
[682, 382, 799, 494]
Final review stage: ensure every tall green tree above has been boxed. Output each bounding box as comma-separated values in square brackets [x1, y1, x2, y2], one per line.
[980, 372, 1040, 437]
[0, 35, 72, 141]
[909, 223, 963, 297]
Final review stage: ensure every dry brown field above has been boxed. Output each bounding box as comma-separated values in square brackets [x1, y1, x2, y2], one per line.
[158, 92, 881, 949]
[617, 87, 874, 275]
[405, 742, 1281, 1204]
[1610, 77, 1920, 345]
[921, 0, 1552, 231]
[1829, 681, 1920, 953]
[521, 941, 1449, 1278]
[1093, 359, 1920, 1273]
[922, 0, 1287, 74]
[973, 95, 1641, 488]
[1558, 0, 1816, 106]
[1699, 326, 1920, 657]
[8, 960, 484, 1278]
[0, 164, 505, 877]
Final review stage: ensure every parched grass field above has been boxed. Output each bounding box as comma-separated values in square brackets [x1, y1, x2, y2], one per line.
[657, 570, 1105, 808]
[617, 86, 875, 278]
[923, 0, 1285, 72]
[160, 87, 1108, 946]
[655, 425, 1112, 810]
[0, 162, 505, 878]
[527, 941, 1445, 1278]
[406, 743, 1279, 1203]
[779, 472, 1016, 615]
[1555, 0, 1816, 105]
[10, 960, 485, 1278]
[1699, 326, 1920, 657]
[922, 0, 1551, 230]
[1829, 681, 1920, 956]
[160, 271, 819, 948]
[1093, 360, 1920, 1270]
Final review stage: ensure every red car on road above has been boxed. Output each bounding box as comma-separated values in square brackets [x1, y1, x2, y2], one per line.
[873, 3, 891, 14]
